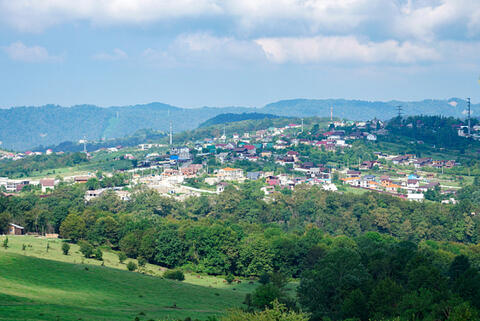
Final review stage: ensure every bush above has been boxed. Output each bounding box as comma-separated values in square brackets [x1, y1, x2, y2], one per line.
[79, 241, 94, 258]
[138, 256, 147, 267]
[127, 261, 137, 271]
[3, 237, 8, 249]
[118, 252, 127, 264]
[62, 242, 70, 255]
[94, 248, 103, 261]
[226, 274, 235, 284]
[164, 269, 185, 281]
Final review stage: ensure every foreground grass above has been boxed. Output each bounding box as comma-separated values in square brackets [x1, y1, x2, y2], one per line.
[2, 236, 258, 295]
[0, 251, 245, 321]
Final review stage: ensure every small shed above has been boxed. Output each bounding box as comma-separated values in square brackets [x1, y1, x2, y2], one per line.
[8, 223, 24, 235]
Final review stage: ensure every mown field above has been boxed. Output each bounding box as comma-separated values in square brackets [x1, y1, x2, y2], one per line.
[0, 236, 248, 321]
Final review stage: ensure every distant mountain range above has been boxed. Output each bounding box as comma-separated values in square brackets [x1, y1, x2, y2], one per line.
[0, 98, 477, 150]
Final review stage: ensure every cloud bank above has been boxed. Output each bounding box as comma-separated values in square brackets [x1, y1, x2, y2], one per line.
[3, 41, 62, 63]
[1, 0, 479, 67]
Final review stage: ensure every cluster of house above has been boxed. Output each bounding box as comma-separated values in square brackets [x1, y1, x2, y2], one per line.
[0, 149, 56, 161]
[0, 177, 58, 193]
[209, 167, 336, 195]
[84, 188, 131, 202]
[0, 175, 102, 195]
[340, 171, 443, 202]
[385, 154, 457, 169]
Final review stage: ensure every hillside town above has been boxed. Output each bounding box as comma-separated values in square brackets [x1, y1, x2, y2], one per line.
[1, 119, 465, 205]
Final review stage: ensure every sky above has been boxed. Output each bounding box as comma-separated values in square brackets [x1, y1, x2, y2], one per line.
[0, 0, 480, 108]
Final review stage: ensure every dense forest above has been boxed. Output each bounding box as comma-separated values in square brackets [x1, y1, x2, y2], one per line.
[1, 180, 480, 320]
[386, 115, 480, 150]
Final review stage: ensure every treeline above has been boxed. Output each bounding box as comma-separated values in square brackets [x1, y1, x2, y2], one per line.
[33, 128, 166, 153]
[199, 112, 281, 128]
[1, 182, 480, 267]
[173, 117, 329, 145]
[2, 183, 480, 320]
[386, 115, 479, 151]
[0, 152, 88, 178]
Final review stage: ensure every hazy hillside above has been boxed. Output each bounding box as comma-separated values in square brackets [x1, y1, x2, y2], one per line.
[198, 112, 281, 128]
[0, 103, 249, 150]
[262, 98, 478, 120]
[0, 98, 477, 150]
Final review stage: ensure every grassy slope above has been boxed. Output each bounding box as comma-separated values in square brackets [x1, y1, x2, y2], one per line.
[0, 236, 250, 321]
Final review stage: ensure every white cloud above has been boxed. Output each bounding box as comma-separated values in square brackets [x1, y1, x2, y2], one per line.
[142, 33, 265, 67]
[93, 48, 128, 61]
[255, 36, 440, 64]
[2, 1, 479, 69]
[1, 0, 479, 42]
[0, 0, 222, 32]
[394, 0, 480, 40]
[3, 41, 62, 62]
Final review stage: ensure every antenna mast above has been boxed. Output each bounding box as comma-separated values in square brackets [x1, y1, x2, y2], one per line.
[301, 118, 304, 132]
[169, 121, 173, 145]
[467, 98, 471, 137]
[396, 105, 403, 118]
[330, 106, 333, 123]
[83, 136, 87, 154]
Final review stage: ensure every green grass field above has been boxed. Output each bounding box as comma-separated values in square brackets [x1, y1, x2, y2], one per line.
[0, 236, 250, 321]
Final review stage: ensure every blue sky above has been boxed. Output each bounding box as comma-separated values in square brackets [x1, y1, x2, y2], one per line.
[1, 0, 480, 108]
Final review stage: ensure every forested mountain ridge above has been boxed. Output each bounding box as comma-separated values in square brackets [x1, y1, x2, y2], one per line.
[199, 112, 281, 128]
[0, 98, 478, 150]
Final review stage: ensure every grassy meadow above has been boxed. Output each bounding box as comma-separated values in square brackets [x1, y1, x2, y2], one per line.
[0, 236, 250, 321]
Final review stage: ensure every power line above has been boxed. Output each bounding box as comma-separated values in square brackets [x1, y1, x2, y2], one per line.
[396, 105, 403, 118]
[467, 97, 471, 137]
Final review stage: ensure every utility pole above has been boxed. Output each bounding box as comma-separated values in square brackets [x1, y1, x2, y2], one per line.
[396, 105, 403, 118]
[467, 97, 471, 137]
[83, 136, 87, 154]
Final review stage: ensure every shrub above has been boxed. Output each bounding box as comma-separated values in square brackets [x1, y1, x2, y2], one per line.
[79, 241, 94, 258]
[127, 261, 137, 271]
[94, 248, 103, 261]
[138, 256, 147, 267]
[164, 269, 185, 281]
[62, 242, 70, 255]
[118, 252, 127, 264]
[3, 237, 8, 249]
[226, 274, 235, 284]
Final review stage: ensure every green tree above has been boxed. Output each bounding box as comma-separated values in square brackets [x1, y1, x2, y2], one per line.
[118, 252, 127, 264]
[94, 248, 103, 261]
[163, 269, 185, 281]
[79, 241, 94, 258]
[62, 242, 70, 255]
[127, 261, 137, 271]
[238, 236, 274, 276]
[221, 301, 309, 321]
[119, 231, 141, 258]
[59, 213, 86, 242]
[298, 248, 369, 320]
[154, 225, 185, 268]
[0, 212, 12, 234]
